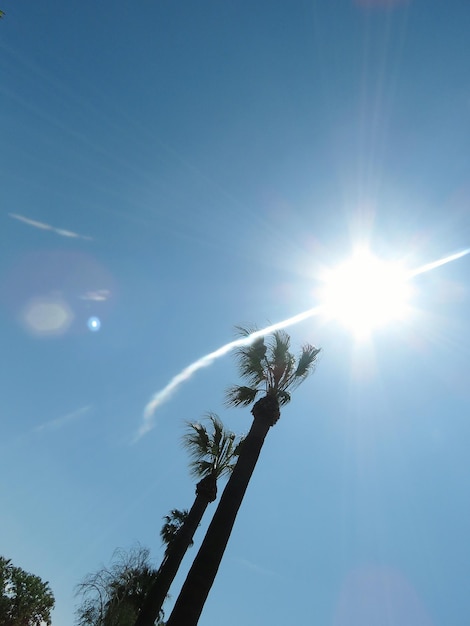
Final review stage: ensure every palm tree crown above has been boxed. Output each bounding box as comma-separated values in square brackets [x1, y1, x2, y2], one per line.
[160, 509, 191, 556]
[226, 327, 321, 411]
[183, 413, 242, 483]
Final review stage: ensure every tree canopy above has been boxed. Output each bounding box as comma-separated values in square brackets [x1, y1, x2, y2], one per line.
[75, 546, 164, 626]
[0, 556, 55, 626]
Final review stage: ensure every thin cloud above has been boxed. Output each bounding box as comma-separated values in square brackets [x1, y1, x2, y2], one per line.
[34, 405, 92, 433]
[79, 289, 111, 302]
[55, 228, 82, 238]
[9, 213, 93, 241]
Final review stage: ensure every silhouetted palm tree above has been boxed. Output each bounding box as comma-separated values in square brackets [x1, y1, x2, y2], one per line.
[166, 329, 321, 626]
[135, 414, 242, 626]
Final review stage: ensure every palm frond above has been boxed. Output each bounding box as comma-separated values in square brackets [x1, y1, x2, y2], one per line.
[289, 344, 321, 390]
[225, 436, 244, 472]
[211, 416, 223, 452]
[232, 326, 267, 388]
[261, 330, 293, 392]
[225, 385, 259, 407]
[212, 432, 239, 477]
[276, 389, 291, 406]
[271, 330, 291, 356]
[190, 459, 214, 477]
[183, 422, 209, 455]
[160, 509, 191, 554]
[182, 421, 212, 478]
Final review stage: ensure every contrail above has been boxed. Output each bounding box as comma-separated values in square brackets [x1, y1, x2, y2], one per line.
[135, 306, 322, 441]
[9, 212, 93, 241]
[407, 249, 470, 278]
[136, 247, 470, 441]
[34, 405, 92, 433]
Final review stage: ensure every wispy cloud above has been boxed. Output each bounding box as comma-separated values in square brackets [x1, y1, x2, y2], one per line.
[79, 289, 111, 302]
[9, 213, 93, 241]
[34, 405, 92, 433]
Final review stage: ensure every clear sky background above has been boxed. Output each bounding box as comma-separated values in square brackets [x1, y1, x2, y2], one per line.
[1, 1, 470, 624]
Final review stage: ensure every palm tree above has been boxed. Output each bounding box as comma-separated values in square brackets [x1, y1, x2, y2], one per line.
[166, 329, 321, 626]
[135, 414, 242, 626]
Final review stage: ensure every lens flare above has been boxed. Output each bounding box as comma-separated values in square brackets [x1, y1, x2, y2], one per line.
[22, 296, 73, 337]
[87, 316, 101, 331]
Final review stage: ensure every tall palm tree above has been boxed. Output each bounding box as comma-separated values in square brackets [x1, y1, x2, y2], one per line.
[135, 414, 242, 626]
[166, 329, 321, 626]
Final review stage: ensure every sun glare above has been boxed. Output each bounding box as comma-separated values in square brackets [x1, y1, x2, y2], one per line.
[319, 249, 412, 338]
[138, 246, 468, 436]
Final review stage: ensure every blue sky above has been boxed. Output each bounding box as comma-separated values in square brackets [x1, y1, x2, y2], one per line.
[1, 1, 470, 624]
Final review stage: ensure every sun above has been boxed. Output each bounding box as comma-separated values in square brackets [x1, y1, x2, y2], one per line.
[319, 249, 413, 338]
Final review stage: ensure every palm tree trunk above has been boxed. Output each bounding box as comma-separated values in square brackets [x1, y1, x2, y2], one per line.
[135, 475, 216, 626]
[166, 395, 279, 626]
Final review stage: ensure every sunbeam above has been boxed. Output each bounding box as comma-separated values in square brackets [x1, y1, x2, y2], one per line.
[136, 248, 469, 440]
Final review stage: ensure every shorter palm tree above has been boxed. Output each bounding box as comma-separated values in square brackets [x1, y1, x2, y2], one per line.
[135, 414, 242, 626]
